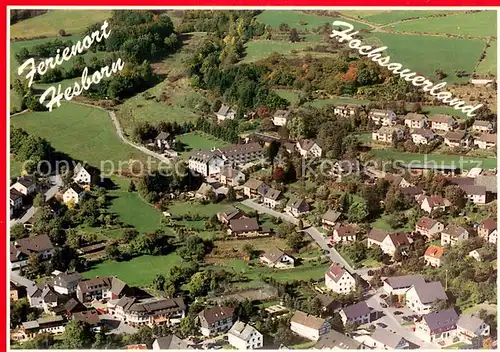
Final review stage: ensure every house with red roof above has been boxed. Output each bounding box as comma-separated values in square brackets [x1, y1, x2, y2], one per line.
[415, 217, 444, 239]
[324, 264, 356, 295]
[424, 245, 444, 267]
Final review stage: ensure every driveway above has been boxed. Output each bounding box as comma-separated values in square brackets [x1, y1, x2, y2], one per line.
[99, 314, 138, 334]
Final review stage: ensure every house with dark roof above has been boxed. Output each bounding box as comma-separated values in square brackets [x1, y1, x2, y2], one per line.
[365, 329, 410, 350]
[76, 276, 130, 303]
[188, 149, 225, 177]
[324, 263, 356, 294]
[63, 298, 87, 317]
[113, 296, 185, 327]
[72, 311, 102, 331]
[415, 308, 459, 344]
[333, 104, 357, 118]
[215, 104, 236, 122]
[441, 224, 469, 247]
[285, 196, 310, 217]
[260, 247, 295, 269]
[456, 314, 490, 342]
[460, 184, 488, 204]
[263, 188, 283, 209]
[322, 210, 341, 229]
[339, 301, 371, 325]
[444, 130, 471, 148]
[28, 283, 70, 313]
[52, 271, 82, 295]
[10, 234, 55, 269]
[418, 195, 452, 214]
[383, 275, 426, 296]
[11, 176, 37, 196]
[316, 294, 342, 314]
[216, 206, 244, 225]
[406, 281, 448, 314]
[242, 178, 269, 199]
[154, 131, 174, 151]
[290, 310, 331, 341]
[424, 245, 445, 267]
[10, 188, 24, 210]
[366, 229, 411, 256]
[62, 183, 85, 205]
[219, 167, 245, 186]
[153, 334, 192, 350]
[314, 329, 363, 350]
[429, 115, 456, 131]
[296, 139, 322, 158]
[411, 128, 436, 145]
[228, 321, 263, 349]
[477, 219, 497, 244]
[415, 217, 444, 239]
[369, 109, 397, 126]
[198, 306, 235, 336]
[19, 315, 66, 340]
[228, 218, 269, 237]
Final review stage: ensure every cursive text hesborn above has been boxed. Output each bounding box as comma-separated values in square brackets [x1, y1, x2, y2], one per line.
[17, 20, 124, 111]
[330, 21, 483, 117]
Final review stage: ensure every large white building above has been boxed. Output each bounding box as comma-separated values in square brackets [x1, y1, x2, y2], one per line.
[324, 263, 356, 294]
[228, 321, 263, 349]
[290, 310, 331, 341]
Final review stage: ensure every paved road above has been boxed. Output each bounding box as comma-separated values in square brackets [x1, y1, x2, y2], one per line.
[364, 287, 436, 349]
[241, 199, 354, 272]
[99, 313, 138, 334]
[11, 270, 38, 295]
[108, 111, 170, 163]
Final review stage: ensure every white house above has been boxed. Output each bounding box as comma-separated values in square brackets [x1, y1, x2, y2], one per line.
[243, 179, 269, 198]
[216, 105, 236, 122]
[62, 184, 85, 205]
[11, 176, 37, 196]
[260, 247, 295, 269]
[219, 167, 245, 186]
[273, 110, 291, 126]
[366, 229, 411, 256]
[188, 150, 225, 177]
[72, 163, 93, 185]
[405, 281, 447, 314]
[153, 335, 192, 350]
[415, 309, 459, 344]
[339, 302, 371, 325]
[456, 314, 490, 343]
[404, 113, 427, 129]
[52, 271, 82, 295]
[290, 310, 331, 341]
[10, 188, 23, 210]
[415, 217, 444, 239]
[285, 196, 310, 217]
[474, 133, 497, 150]
[383, 275, 425, 296]
[228, 321, 263, 349]
[411, 129, 436, 145]
[324, 263, 356, 294]
[198, 306, 235, 337]
[424, 245, 444, 267]
[296, 139, 322, 158]
[322, 210, 341, 230]
[444, 131, 470, 148]
[368, 109, 397, 126]
[477, 219, 497, 244]
[418, 195, 451, 214]
[472, 120, 494, 133]
[460, 185, 487, 204]
[430, 115, 456, 131]
[332, 224, 357, 243]
[263, 188, 282, 209]
[441, 225, 469, 247]
[371, 126, 405, 143]
[363, 329, 410, 350]
[334, 104, 357, 118]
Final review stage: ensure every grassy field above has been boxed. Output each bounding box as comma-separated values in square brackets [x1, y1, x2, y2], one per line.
[167, 200, 233, 217]
[338, 10, 388, 19]
[256, 10, 372, 31]
[10, 10, 112, 38]
[115, 33, 207, 135]
[389, 11, 496, 37]
[82, 253, 183, 287]
[108, 176, 164, 234]
[305, 97, 371, 108]
[10, 102, 148, 170]
[10, 156, 23, 178]
[177, 132, 229, 153]
[476, 41, 497, 76]
[275, 89, 300, 104]
[243, 39, 325, 63]
[370, 150, 497, 170]
[362, 33, 485, 83]
[363, 10, 461, 25]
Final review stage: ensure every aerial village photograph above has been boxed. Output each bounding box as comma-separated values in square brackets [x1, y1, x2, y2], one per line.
[8, 7, 498, 350]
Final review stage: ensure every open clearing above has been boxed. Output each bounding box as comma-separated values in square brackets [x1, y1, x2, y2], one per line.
[108, 176, 164, 234]
[82, 253, 183, 288]
[177, 132, 229, 153]
[10, 10, 112, 38]
[362, 33, 485, 83]
[243, 39, 326, 63]
[10, 102, 148, 170]
[362, 10, 461, 25]
[389, 11, 496, 37]
[256, 10, 372, 31]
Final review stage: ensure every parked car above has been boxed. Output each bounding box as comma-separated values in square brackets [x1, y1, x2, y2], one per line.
[323, 249, 330, 255]
[379, 294, 387, 299]
[394, 311, 404, 315]
[376, 323, 387, 328]
[381, 303, 388, 308]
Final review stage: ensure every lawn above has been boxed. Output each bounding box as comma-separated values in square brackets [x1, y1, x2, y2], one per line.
[10, 102, 149, 171]
[10, 155, 23, 178]
[338, 10, 388, 19]
[108, 176, 164, 234]
[476, 41, 497, 76]
[82, 253, 183, 287]
[256, 10, 372, 31]
[371, 215, 413, 232]
[364, 36, 483, 84]
[10, 10, 112, 38]
[363, 10, 461, 25]
[275, 89, 300, 104]
[370, 149, 497, 170]
[177, 131, 229, 154]
[389, 11, 496, 37]
[361, 33, 485, 83]
[167, 200, 232, 217]
[115, 33, 207, 135]
[305, 97, 371, 108]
